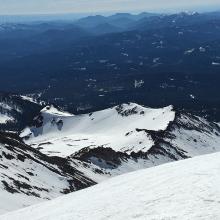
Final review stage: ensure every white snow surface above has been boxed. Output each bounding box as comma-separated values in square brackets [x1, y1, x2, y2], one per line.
[0, 114, 14, 124]
[0, 139, 82, 214]
[0, 146, 70, 214]
[20, 95, 38, 104]
[169, 114, 220, 157]
[212, 62, 220, 66]
[0, 102, 15, 124]
[40, 106, 74, 117]
[19, 94, 45, 105]
[0, 103, 12, 111]
[22, 103, 175, 157]
[2, 152, 220, 220]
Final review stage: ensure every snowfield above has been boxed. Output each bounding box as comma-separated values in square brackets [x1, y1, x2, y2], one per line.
[19, 103, 220, 182]
[21, 103, 175, 157]
[0, 114, 14, 124]
[1, 103, 220, 218]
[1, 152, 220, 220]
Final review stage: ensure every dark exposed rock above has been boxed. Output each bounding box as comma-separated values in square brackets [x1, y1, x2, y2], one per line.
[116, 104, 139, 117]
[73, 147, 129, 169]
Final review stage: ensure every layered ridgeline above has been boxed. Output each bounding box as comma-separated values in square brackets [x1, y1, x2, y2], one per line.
[0, 132, 95, 214]
[21, 103, 220, 177]
[1, 152, 220, 220]
[21, 103, 176, 156]
[0, 103, 220, 215]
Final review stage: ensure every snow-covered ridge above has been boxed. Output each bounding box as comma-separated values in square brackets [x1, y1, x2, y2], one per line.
[20, 103, 220, 181]
[21, 103, 175, 157]
[2, 152, 220, 220]
[0, 132, 95, 214]
[41, 105, 74, 117]
[1, 104, 220, 217]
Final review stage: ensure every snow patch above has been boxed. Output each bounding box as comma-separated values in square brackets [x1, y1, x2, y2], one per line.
[0, 114, 14, 124]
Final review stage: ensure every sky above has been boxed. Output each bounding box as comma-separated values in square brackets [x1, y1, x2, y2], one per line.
[0, 0, 220, 15]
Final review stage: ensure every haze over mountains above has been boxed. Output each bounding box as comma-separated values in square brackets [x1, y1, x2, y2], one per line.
[0, 10, 220, 219]
[0, 11, 220, 122]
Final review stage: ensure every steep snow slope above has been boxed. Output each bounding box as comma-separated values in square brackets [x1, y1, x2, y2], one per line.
[1, 152, 220, 220]
[0, 132, 95, 214]
[167, 113, 220, 156]
[21, 103, 175, 157]
[21, 103, 220, 178]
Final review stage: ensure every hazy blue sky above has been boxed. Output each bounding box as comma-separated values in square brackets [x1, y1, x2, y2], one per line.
[0, 0, 220, 15]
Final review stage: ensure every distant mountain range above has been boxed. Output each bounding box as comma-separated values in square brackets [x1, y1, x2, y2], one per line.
[0, 11, 220, 121]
